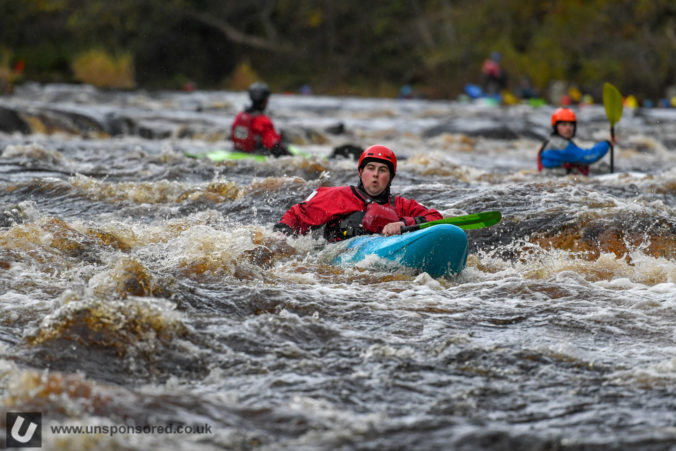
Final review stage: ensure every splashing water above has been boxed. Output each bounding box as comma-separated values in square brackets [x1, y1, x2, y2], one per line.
[1, 84, 675, 450]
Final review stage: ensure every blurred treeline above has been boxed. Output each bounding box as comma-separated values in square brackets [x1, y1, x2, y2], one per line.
[1, 0, 675, 101]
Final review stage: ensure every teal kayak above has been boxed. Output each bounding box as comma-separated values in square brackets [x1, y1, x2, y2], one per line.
[333, 224, 468, 277]
[185, 145, 311, 162]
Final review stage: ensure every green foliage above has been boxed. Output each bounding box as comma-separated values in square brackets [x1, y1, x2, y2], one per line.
[226, 61, 261, 91]
[1, 0, 675, 100]
[0, 49, 17, 93]
[72, 49, 135, 88]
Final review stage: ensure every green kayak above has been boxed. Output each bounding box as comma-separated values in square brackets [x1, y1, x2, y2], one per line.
[185, 145, 311, 162]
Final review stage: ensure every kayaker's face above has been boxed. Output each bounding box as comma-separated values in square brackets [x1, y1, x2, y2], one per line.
[556, 121, 575, 139]
[360, 162, 391, 196]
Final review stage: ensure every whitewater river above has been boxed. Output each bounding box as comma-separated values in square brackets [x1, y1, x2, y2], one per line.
[0, 84, 674, 450]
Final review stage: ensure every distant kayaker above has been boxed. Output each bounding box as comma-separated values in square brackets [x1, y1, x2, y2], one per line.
[274, 145, 442, 241]
[481, 51, 508, 96]
[231, 82, 291, 157]
[538, 108, 613, 176]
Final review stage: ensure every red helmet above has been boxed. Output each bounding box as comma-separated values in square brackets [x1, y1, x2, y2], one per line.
[551, 108, 577, 126]
[358, 145, 397, 176]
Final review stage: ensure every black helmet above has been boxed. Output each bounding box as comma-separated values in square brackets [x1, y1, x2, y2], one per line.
[248, 82, 270, 107]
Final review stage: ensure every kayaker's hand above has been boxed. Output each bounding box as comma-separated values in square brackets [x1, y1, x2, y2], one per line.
[382, 221, 405, 236]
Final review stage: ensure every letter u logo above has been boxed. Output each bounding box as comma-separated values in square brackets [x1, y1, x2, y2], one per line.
[11, 416, 38, 443]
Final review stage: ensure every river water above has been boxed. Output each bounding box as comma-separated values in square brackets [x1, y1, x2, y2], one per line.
[0, 84, 674, 450]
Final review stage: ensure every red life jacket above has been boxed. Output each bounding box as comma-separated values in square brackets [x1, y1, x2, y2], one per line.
[361, 200, 400, 233]
[231, 112, 258, 151]
[482, 59, 502, 78]
[325, 187, 398, 240]
[562, 162, 590, 176]
[231, 111, 281, 152]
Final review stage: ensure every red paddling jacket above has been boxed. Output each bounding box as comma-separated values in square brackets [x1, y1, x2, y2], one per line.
[275, 185, 442, 241]
[231, 111, 282, 152]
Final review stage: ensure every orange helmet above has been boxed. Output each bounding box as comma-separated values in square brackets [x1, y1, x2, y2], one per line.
[551, 108, 577, 126]
[358, 145, 397, 177]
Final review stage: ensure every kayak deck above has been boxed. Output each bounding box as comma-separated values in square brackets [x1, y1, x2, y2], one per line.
[333, 224, 468, 277]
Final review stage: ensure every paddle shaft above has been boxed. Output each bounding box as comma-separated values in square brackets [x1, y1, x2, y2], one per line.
[400, 211, 501, 233]
[610, 126, 615, 173]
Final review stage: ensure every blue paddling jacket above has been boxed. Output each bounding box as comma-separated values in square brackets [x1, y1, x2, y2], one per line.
[538, 136, 611, 176]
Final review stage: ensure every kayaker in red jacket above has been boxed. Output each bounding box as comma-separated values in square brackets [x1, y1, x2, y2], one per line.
[481, 51, 507, 96]
[231, 82, 290, 157]
[274, 145, 442, 241]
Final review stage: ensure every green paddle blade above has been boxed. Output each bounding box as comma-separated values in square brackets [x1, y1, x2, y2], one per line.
[603, 82, 623, 126]
[404, 210, 502, 232]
